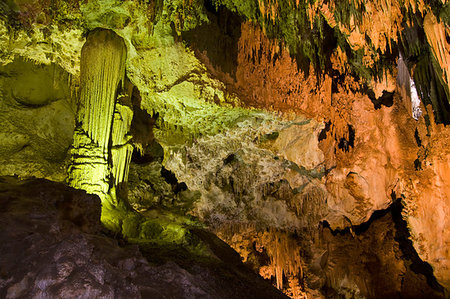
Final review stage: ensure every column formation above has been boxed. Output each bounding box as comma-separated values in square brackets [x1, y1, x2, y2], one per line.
[68, 29, 133, 204]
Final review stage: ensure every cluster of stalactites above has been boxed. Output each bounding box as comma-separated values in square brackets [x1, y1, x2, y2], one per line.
[221, 224, 304, 295]
[78, 29, 126, 154]
[261, 229, 303, 291]
[424, 12, 450, 100]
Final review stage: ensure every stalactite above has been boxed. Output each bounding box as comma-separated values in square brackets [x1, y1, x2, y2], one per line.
[424, 12, 450, 100]
[68, 29, 128, 202]
[111, 103, 134, 185]
[78, 29, 126, 153]
[111, 104, 133, 185]
[112, 104, 133, 146]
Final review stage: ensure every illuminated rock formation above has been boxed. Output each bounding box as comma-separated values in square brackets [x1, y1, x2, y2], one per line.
[67, 29, 129, 202]
[424, 12, 450, 101]
[0, 0, 449, 297]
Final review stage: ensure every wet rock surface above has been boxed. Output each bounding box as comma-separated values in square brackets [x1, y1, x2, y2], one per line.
[0, 176, 287, 299]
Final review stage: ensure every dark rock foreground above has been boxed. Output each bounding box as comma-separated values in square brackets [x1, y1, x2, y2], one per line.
[0, 176, 286, 299]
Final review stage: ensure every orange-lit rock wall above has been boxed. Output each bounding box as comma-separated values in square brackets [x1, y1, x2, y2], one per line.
[424, 12, 450, 98]
[224, 21, 450, 292]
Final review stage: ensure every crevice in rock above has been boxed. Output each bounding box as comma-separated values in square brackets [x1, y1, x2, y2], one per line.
[318, 121, 332, 142]
[337, 124, 355, 152]
[321, 202, 392, 237]
[223, 153, 238, 165]
[321, 192, 445, 296]
[414, 158, 422, 170]
[160, 167, 187, 194]
[130, 86, 157, 149]
[414, 128, 422, 147]
[391, 193, 446, 294]
[182, 1, 243, 80]
[130, 142, 164, 165]
[368, 89, 394, 109]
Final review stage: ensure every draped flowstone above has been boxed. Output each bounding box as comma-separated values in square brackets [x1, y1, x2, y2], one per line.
[68, 29, 132, 203]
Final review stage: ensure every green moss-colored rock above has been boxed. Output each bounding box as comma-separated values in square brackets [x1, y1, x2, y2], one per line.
[139, 220, 164, 239]
[0, 58, 75, 180]
[120, 213, 141, 238]
[81, 0, 131, 30]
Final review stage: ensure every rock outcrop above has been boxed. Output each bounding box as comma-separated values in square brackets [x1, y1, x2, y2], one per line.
[0, 176, 287, 299]
[0, 0, 448, 297]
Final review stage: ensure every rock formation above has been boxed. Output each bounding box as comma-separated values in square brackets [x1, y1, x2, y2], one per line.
[0, 0, 448, 297]
[0, 176, 287, 298]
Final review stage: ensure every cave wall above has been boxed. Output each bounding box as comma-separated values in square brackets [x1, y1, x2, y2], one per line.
[0, 57, 75, 180]
[0, 0, 448, 297]
[182, 2, 450, 293]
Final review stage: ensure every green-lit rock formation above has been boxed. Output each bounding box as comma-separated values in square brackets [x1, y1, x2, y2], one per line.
[68, 29, 128, 203]
[0, 0, 449, 297]
[0, 57, 75, 180]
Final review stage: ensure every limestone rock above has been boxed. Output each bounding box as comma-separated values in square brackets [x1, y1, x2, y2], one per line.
[0, 176, 288, 299]
[0, 58, 75, 180]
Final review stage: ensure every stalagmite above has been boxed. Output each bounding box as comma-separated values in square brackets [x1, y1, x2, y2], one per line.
[67, 130, 111, 196]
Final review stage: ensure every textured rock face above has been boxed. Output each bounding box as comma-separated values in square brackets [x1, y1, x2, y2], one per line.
[0, 177, 287, 299]
[0, 0, 449, 297]
[309, 208, 444, 299]
[0, 58, 75, 180]
[195, 18, 450, 294]
[400, 120, 450, 290]
[217, 206, 445, 298]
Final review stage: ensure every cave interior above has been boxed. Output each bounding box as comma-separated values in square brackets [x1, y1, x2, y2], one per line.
[0, 0, 449, 298]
